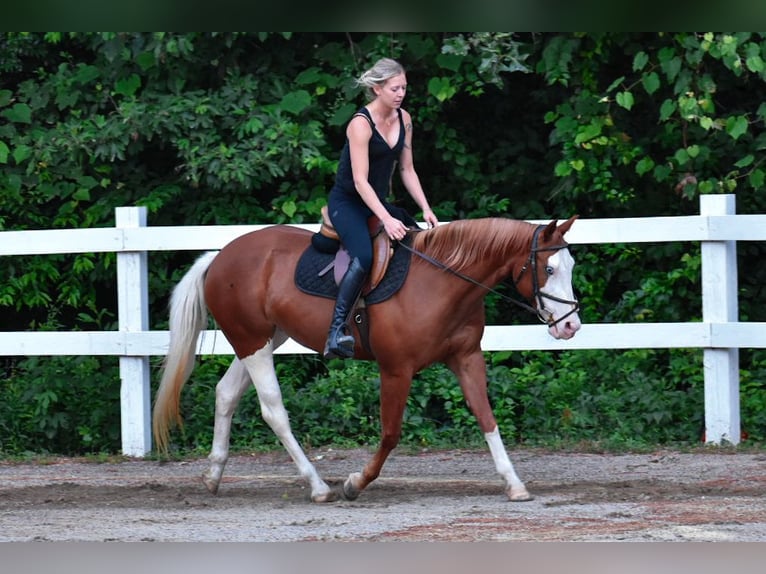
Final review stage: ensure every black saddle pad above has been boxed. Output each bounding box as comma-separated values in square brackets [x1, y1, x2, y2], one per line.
[295, 236, 413, 305]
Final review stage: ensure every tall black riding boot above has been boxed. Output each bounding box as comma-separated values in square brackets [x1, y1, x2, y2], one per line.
[323, 257, 367, 359]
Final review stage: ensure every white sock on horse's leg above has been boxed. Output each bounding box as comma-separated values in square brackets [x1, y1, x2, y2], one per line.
[242, 340, 335, 502]
[203, 359, 250, 494]
[485, 427, 532, 501]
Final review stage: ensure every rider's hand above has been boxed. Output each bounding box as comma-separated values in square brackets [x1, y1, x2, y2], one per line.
[423, 208, 439, 229]
[383, 217, 408, 241]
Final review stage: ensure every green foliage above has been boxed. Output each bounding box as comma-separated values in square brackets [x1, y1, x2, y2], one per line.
[740, 350, 766, 443]
[145, 346, 764, 454]
[477, 348, 706, 446]
[545, 33, 766, 214]
[282, 360, 382, 448]
[2, 32, 766, 455]
[155, 356, 383, 453]
[404, 364, 486, 447]
[2, 346, 764, 456]
[0, 356, 120, 455]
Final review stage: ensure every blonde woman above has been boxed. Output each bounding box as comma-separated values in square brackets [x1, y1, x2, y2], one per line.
[324, 57, 439, 359]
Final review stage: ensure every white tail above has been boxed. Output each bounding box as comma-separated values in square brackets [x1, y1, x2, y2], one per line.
[152, 251, 218, 453]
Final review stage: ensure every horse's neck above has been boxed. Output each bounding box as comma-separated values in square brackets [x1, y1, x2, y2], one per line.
[466, 219, 532, 282]
[424, 218, 533, 287]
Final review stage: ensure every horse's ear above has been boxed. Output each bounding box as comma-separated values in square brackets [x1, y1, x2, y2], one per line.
[555, 215, 579, 236]
[542, 215, 578, 241]
[542, 219, 558, 241]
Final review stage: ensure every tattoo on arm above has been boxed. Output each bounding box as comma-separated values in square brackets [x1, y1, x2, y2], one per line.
[403, 122, 413, 149]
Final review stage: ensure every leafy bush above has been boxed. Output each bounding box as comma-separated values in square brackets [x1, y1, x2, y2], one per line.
[2, 346, 764, 456]
[501, 349, 705, 445]
[2, 33, 766, 456]
[740, 350, 766, 443]
[0, 356, 121, 455]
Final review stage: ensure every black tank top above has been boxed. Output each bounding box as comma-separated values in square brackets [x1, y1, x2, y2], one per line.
[333, 107, 405, 201]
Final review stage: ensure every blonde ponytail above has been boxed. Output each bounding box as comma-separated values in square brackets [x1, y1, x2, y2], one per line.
[355, 58, 405, 99]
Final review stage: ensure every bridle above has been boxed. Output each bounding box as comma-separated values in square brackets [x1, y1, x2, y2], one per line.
[399, 224, 580, 328]
[514, 224, 580, 328]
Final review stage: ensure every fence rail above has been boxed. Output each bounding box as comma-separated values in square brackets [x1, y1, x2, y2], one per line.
[2, 194, 765, 456]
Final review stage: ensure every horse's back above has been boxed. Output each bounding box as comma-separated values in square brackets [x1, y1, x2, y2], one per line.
[204, 225, 316, 357]
[210, 225, 310, 273]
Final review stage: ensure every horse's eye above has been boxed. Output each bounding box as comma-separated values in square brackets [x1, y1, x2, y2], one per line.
[545, 265, 554, 275]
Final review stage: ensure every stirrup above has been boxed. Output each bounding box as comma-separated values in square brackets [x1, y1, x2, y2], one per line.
[323, 329, 355, 359]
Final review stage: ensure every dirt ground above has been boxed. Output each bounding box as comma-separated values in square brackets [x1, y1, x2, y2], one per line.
[1, 447, 765, 542]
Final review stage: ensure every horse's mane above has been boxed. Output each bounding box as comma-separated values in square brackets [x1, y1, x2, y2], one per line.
[411, 218, 536, 273]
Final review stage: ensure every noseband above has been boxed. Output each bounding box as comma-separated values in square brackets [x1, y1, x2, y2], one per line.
[400, 224, 579, 328]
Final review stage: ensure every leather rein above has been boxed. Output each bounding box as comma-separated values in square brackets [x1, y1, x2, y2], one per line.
[398, 224, 580, 328]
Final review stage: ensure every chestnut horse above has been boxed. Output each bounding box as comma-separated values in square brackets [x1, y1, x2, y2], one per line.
[153, 216, 580, 502]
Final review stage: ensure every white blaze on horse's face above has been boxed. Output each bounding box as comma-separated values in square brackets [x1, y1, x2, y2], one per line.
[541, 248, 581, 340]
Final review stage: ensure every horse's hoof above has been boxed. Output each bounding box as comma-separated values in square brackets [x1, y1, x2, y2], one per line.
[311, 490, 340, 503]
[342, 483, 360, 500]
[507, 486, 534, 502]
[201, 472, 220, 495]
[342, 473, 363, 500]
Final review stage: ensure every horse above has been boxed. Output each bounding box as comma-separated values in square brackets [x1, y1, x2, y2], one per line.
[152, 215, 581, 502]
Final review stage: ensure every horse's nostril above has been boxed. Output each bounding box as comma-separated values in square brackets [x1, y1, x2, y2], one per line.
[566, 320, 581, 334]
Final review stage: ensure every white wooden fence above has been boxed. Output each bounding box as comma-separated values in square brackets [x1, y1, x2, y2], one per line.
[1, 194, 765, 456]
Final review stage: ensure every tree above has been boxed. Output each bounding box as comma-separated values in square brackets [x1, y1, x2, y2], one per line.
[2, 32, 764, 453]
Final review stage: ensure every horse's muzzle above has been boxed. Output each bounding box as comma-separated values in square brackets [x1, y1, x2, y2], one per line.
[547, 311, 581, 340]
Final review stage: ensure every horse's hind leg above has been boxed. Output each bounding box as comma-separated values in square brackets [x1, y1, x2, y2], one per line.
[242, 334, 336, 503]
[203, 358, 251, 494]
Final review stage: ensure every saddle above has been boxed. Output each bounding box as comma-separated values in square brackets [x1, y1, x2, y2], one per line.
[296, 212, 414, 355]
[317, 205, 393, 295]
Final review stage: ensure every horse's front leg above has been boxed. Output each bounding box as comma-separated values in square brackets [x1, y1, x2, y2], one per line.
[242, 340, 337, 503]
[447, 351, 533, 502]
[202, 358, 251, 494]
[343, 371, 412, 500]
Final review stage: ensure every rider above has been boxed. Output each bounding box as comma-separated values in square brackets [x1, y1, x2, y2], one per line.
[324, 57, 439, 359]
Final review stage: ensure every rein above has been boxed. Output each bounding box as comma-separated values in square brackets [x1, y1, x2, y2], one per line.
[399, 225, 579, 327]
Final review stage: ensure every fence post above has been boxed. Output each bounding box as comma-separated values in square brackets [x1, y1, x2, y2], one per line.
[116, 206, 152, 456]
[700, 194, 740, 445]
